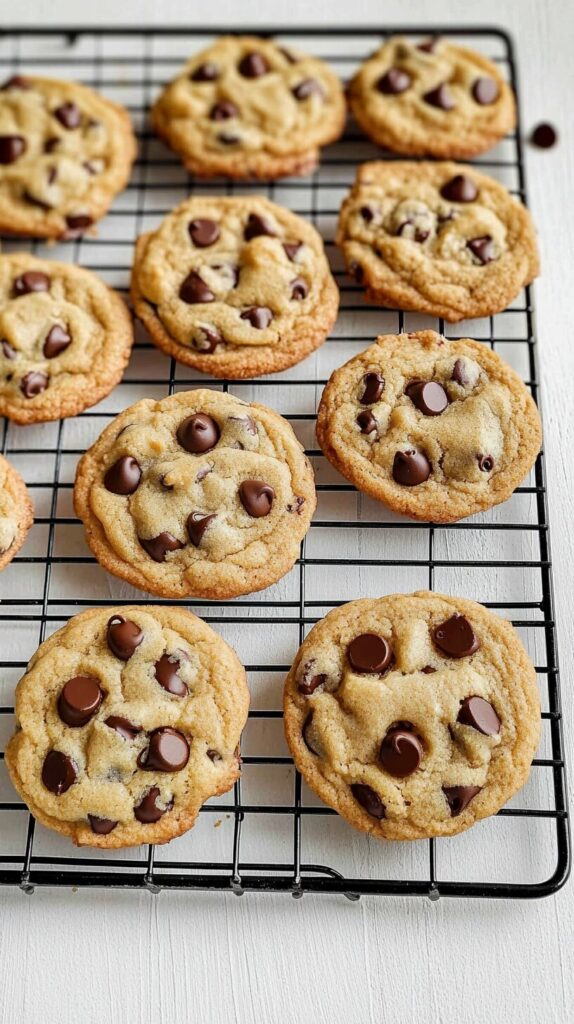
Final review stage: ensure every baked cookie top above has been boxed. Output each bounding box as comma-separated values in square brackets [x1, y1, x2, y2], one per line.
[5, 605, 249, 848]
[0, 254, 134, 424]
[131, 195, 339, 378]
[336, 161, 539, 322]
[151, 35, 346, 179]
[316, 330, 541, 523]
[284, 592, 540, 841]
[348, 36, 515, 158]
[74, 389, 316, 600]
[0, 453, 34, 571]
[0, 74, 136, 239]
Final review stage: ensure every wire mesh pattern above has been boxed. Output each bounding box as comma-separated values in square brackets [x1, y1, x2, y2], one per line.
[0, 26, 569, 899]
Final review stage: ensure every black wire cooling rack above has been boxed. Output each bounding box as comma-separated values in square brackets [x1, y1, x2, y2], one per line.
[0, 26, 569, 900]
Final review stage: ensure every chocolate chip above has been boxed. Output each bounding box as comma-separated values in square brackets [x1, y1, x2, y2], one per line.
[406, 380, 449, 416]
[380, 726, 423, 778]
[193, 326, 222, 353]
[65, 213, 93, 235]
[179, 270, 214, 304]
[217, 132, 240, 145]
[360, 205, 375, 222]
[1, 340, 16, 359]
[1, 75, 31, 90]
[154, 653, 188, 697]
[107, 615, 144, 660]
[360, 372, 385, 404]
[423, 83, 455, 110]
[530, 122, 557, 149]
[452, 358, 470, 386]
[297, 661, 326, 696]
[392, 450, 431, 486]
[302, 711, 322, 755]
[357, 410, 377, 434]
[42, 750, 77, 795]
[478, 454, 495, 473]
[440, 174, 478, 203]
[43, 323, 71, 358]
[443, 785, 481, 816]
[44, 137, 60, 153]
[207, 748, 222, 761]
[433, 613, 479, 658]
[210, 101, 238, 121]
[290, 276, 308, 300]
[283, 241, 302, 261]
[421, 665, 436, 674]
[351, 783, 385, 819]
[292, 78, 323, 100]
[0, 135, 27, 164]
[88, 815, 118, 835]
[230, 413, 257, 435]
[105, 715, 141, 740]
[348, 633, 392, 674]
[104, 455, 142, 495]
[467, 236, 495, 264]
[139, 532, 184, 562]
[14, 271, 50, 296]
[239, 480, 274, 518]
[134, 787, 170, 823]
[238, 52, 269, 78]
[53, 102, 81, 129]
[418, 37, 440, 52]
[397, 220, 429, 244]
[177, 413, 220, 453]
[58, 675, 102, 727]
[188, 218, 220, 247]
[21, 371, 48, 399]
[190, 62, 219, 82]
[244, 212, 277, 241]
[457, 696, 500, 735]
[376, 67, 412, 94]
[240, 306, 272, 329]
[187, 511, 217, 547]
[138, 727, 190, 772]
[472, 76, 499, 105]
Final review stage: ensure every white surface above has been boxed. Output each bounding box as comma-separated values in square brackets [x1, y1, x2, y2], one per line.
[0, 3, 573, 1024]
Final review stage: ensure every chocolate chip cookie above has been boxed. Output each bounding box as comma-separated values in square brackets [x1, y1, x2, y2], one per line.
[284, 592, 540, 841]
[0, 74, 136, 239]
[131, 195, 338, 379]
[348, 36, 515, 158]
[0, 453, 34, 571]
[0, 254, 134, 424]
[5, 605, 249, 847]
[74, 389, 316, 599]
[316, 330, 541, 523]
[151, 35, 346, 179]
[337, 161, 539, 321]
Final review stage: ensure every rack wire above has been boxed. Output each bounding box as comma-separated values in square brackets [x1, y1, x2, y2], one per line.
[0, 25, 569, 899]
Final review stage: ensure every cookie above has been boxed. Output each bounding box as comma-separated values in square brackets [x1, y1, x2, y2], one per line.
[74, 389, 316, 599]
[0, 453, 34, 571]
[316, 330, 541, 523]
[0, 254, 134, 424]
[131, 195, 339, 378]
[284, 591, 540, 841]
[150, 35, 346, 179]
[5, 605, 249, 848]
[348, 36, 515, 158]
[336, 161, 539, 322]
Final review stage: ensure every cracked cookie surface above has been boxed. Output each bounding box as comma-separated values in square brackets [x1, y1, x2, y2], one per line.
[0, 74, 136, 239]
[74, 389, 316, 599]
[316, 330, 541, 523]
[5, 605, 249, 848]
[0, 254, 134, 424]
[348, 36, 515, 158]
[284, 592, 540, 841]
[151, 35, 346, 179]
[337, 161, 538, 322]
[0, 453, 34, 571]
[131, 195, 339, 379]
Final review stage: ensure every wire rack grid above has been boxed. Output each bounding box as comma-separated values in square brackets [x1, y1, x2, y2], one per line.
[0, 25, 569, 900]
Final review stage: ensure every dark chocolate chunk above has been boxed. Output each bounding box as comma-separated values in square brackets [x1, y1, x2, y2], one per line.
[138, 727, 190, 772]
[433, 613, 479, 658]
[457, 696, 500, 735]
[105, 715, 141, 740]
[154, 653, 188, 697]
[188, 218, 220, 247]
[177, 413, 220, 453]
[190, 62, 219, 82]
[380, 725, 423, 778]
[139, 532, 183, 563]
[440, 174, 478, 203]
[244, 212, 277, 241]
[239, 480, 274, 518]
[0, 135, 27, 164]
[42, 750, 77, 794]
[443, 785, 481, 816]
[348, 633, 392, 674]
[179, 270, 215, 304]
[187, 511, 217, 547]
[392, 450, 431, 486]
[360, 372, 385, 404]
[406, 380, 449, 416]
[240, 306, 273, 329]
[376, 67, 412, 94]
[20, 371, 48, 398]
[351, 783, 385, 819]
[88, 815, 118, 834]
[14, 271, 50, 296]
[53, 102, 81, 129]
[104, 455, 142, 495]
[238, 52, 269, 78]
[423, 83, 455, 110]
[106, 615, 144, 660]
[43, 324, 71, 358]
[134, 787, 170, 824]
[58, 675, 102, 727]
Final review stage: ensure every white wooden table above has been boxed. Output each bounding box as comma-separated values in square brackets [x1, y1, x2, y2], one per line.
[0, 2, 572, 1023]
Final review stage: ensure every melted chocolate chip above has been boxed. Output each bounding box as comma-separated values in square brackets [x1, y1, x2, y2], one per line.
[240, 306, 273, 329]
[443, 785, 481, 817]
[179, 270, 215, 304]
[14, 271, 50, 296]
[478, 454, 495, 473]
[292, 78, 323, 100]
[287, 495, 306, 514]
[139, 532, 183, 563]
[193, 326, 222, 353]
[297, 662, 326, 696]
[207, 748, 222, 761]
[360, 372, 385, 404]
[360, 205, 375, 222]
[43, 324, 71, 358]
[177, 413, 220, 453]
[406, 380, 449, 416]
[44, 137, 60, 153]
[58, 675, 102, 727]
[457, 696, 500, 735]
[65, 213, 93, 235]
[351, 783, 385, 819]
[472, 77, 499, 105]
[54, 102, 81, 129]
[290, 276, 308, 300]
[349, 261, 364, 283]
[190, 62, 219, 82]
[238, 52, 269, 78]
[1, 340, 16, 360]
[0, 135, 27, 164]
[1, 75, 31, 90]
[154, 653, 187, 697]
[467, 236, 495, 264]
[397, 220, 429, 244]
[104, 455, 142, 495]
[187, 511, 217, 547]
[433, 613, 479, 658]
[107, 615, 144, 660]
[376, 67, 412, 94]
[283, 241, 302, 261]
[210, 100, 238, 121]
[42, 750, 77, 794]
[244, 212, 277, 241]
[105, 715, 141, 740]
[217, 132, 240, 145]
[451, 358, 470, 386]
[348, 633, 392, 674]
[88, 815, 118, 834]
[380, 726, 423, 778]
[188, 218, 220, 247]
[530, 122, 557, 149]
[418, 37, 440, 53]
[138, 727, 190, 772]
[392, 450, 431, 486]
[357, 410, 377, 435]
[134, 787, 170, 823]
[21, 371, 48, 399]
[421, 665, 437, 674]
[302, 711, 321, 755]
[440, 174, 478, 203]
[423, 83, 455, 110]
[239, 480, 275, 518]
